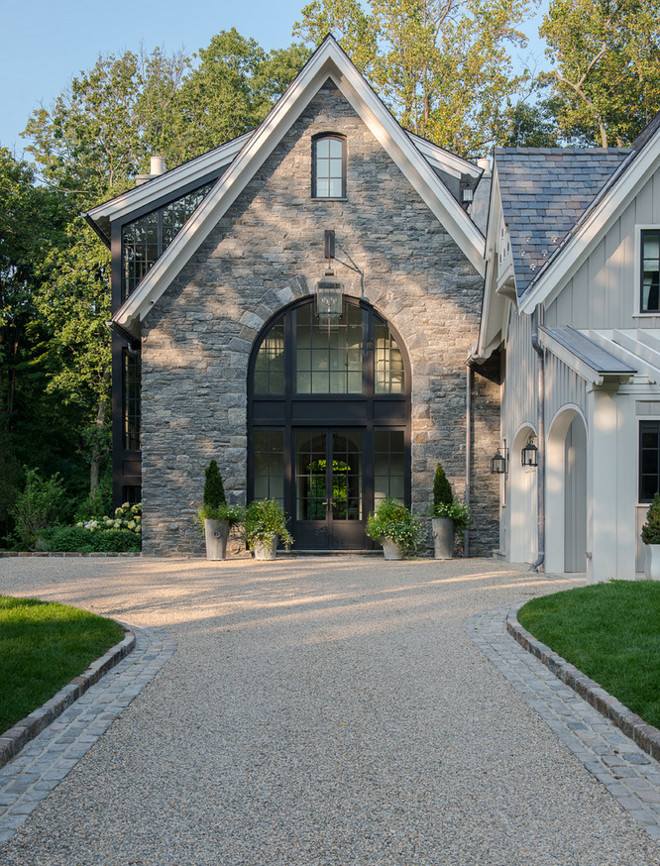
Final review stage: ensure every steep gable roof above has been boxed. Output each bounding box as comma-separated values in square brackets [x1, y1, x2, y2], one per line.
[106, 36, 485, 336]
[496, 147, 630, 298]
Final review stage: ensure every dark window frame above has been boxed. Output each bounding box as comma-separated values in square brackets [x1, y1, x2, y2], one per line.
[639, 419, 660, 502]
[122, 348, 141, 452]
[120, 181, 213, 302]
[311, 133, 347, 200]
[641, 228, 660, 313]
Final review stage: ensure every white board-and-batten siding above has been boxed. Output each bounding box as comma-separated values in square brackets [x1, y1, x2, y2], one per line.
[544, 166, 660, 331]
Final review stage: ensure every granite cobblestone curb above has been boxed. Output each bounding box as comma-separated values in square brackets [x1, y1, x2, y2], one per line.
[0, 629, 136, 769]
[0, 552, 141, 558]
[506, 606, 660, 762]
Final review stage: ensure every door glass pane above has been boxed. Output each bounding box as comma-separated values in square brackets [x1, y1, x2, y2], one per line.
[253, 430, 285, 506]
[374, 430, 405, 506]
[332, 431, 362, 520]
[296, 431, 327, 520]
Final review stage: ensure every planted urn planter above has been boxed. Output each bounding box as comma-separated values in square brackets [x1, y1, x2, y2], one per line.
[253, 534, 279, 561]
[243, 499, 293, 561]
[431, 516, 455, 559]
[381, 538, 404, 560]
[198, 460, 242, 560]
[642, 493, 660, 580]
[204, 518, 229, 561]
[366, 498, 421, 559]
[428, 462, 472, 559]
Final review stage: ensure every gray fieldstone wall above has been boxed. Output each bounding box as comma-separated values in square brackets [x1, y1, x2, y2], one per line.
[139, 80, 500, 556]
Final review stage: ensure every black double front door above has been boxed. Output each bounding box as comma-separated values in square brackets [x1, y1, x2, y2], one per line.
[294, 429, 365, 549]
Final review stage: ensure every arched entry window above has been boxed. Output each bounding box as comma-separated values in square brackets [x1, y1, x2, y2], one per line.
[248, 296, 410, 550]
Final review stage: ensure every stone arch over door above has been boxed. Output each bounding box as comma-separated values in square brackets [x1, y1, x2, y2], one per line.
[546, 408, 588, 574]
[509, 424, 538, 564]
[247, 295, 412, 550]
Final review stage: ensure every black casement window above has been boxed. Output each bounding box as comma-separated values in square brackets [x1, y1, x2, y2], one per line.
[121, 485, 141, 505]
[641, 230, 660, 312]
[123, 350, 141, 451]
[312, 134, 346, 199]
[121, 182, 213, 301]
[640, 420, 660, 501]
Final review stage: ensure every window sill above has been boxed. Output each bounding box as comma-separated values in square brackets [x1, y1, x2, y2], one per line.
[311, 197, 348, 202]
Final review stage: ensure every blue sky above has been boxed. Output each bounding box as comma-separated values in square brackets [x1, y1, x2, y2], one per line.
[1, 0, 549, 159]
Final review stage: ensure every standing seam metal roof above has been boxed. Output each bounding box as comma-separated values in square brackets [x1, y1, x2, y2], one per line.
[495, 147, 630, 298]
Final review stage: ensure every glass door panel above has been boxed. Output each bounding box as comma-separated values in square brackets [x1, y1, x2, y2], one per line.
[293, 428, 365, 549]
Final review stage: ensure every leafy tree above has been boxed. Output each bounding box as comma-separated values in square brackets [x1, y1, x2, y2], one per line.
[504, 100, 562, 147]
[540, 0, 660, 147]
[295, 0, 534, 156]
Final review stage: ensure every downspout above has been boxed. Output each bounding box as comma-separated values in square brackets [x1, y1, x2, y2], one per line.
[531, 305, 545, 571]
[465, 359, 473, 557]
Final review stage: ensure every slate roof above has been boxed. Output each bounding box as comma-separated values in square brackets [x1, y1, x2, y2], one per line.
[495, 147, 631, 298]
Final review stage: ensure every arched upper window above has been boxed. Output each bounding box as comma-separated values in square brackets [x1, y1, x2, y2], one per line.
[312, 134, 346, 199]
[251, 297, 405, 396]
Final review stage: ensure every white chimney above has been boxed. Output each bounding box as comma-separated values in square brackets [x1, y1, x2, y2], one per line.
[150, 155, 166, 176]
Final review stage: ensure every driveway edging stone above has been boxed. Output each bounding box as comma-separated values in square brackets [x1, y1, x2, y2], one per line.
[0, 629, 135, 769]
[506, 607, 660, 762]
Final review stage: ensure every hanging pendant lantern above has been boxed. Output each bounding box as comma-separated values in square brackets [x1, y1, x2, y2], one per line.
[315, 270, 343, 325]
[521, 435, 538, 468]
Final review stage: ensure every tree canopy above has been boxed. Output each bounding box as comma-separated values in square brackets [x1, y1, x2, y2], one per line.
[294, 0, 534, 155]
[540, 0, 660, 147]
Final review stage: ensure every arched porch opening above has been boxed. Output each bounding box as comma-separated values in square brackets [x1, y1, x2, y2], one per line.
[546, 408, 588, 574]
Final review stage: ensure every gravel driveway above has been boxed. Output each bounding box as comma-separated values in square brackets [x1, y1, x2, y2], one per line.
[1, 555, 659, 865]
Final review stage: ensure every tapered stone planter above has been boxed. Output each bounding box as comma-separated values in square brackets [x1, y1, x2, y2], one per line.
[204, 519, 229, 561]
[645, 543, 660, 580]
[253, 534, 278, 561]
[382, 538, 403, 560]
[432, 517, 454, 559]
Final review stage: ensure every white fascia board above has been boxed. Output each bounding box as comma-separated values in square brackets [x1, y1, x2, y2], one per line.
[406, 132, 482, 180]
[477, 166, 514, 359]
[519, 142, 657, 315]
[114, 39, 485, 331]
[87, 132, 253, 226]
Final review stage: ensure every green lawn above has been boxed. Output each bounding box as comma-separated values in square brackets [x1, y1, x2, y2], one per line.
[518, 581, 660, 729]
[0, 596, 125, 734]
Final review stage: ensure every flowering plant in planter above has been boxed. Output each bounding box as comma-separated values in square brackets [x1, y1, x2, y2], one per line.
[242, 499, 293, 551]
[366, 498, 421, 558]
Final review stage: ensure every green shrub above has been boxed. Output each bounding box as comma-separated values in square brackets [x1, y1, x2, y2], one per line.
[641, 492, 660, 545]
[77, 502, 142, 535]
[39, 525, 141, 553]
[74, 473, 113, 523]
[13, 468, 68, 547]
[202, 460, 226, 517]
[433, 462, 453, 509]
[429, 462, 472, 540]
[366, 498, 421, 557]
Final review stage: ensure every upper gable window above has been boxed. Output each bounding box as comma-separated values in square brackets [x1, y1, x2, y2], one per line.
[641, 229, 660, 313]
[121, 182, 213, 302]
[312, 135, 346, 199]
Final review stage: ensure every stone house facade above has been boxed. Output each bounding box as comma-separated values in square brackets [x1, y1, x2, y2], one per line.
[87, 37, 500, 556]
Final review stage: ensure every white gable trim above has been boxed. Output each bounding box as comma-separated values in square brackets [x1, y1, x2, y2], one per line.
[113, 37, 485, 334]
[518, 143, 654, 315]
